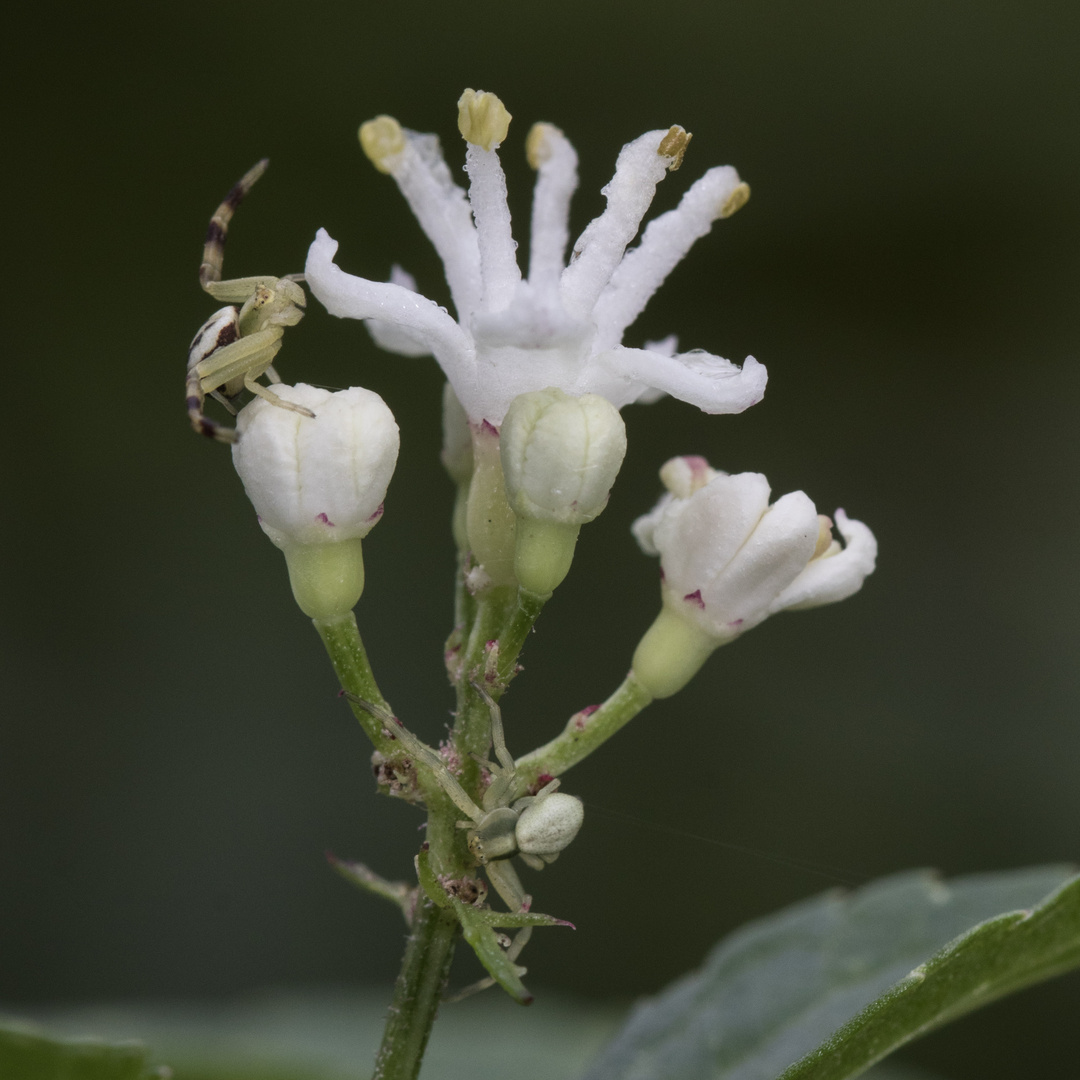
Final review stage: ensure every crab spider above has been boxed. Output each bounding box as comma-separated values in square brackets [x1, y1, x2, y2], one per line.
[350, 689, 583, 969]
[187, 158, 311, 443]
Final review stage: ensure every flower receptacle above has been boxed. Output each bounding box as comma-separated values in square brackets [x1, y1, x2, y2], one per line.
[631, 603, 717, 699]
[283, 538, 366, 620]
[513, 519, 580, 597]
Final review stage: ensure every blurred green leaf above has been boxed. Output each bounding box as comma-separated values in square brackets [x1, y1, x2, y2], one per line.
[582, 866, 1078, 1080]
[0, 1019, 160, 1079]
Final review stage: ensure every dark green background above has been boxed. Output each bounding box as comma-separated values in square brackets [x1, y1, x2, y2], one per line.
[4, 2, 1079, 1076]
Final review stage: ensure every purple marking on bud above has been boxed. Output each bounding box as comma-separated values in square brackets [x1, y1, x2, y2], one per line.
[727, 618, 744, 627]
[367, 503, 385, 522]
[659, 567, 666, 583]
[684, 589, 705, 609]
[315, 512, 336, 526]
[683, 455, 710, 477]
[479, 419, 499, 437]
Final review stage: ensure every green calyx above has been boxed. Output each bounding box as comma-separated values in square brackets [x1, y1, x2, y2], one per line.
[282, 538, 366, 619]
[631, 604, 717, 699]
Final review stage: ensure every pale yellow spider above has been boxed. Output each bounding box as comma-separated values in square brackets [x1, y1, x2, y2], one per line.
[187, 159, 311, 443]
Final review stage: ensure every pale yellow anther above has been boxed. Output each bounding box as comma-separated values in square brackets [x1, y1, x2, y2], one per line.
[457, 89, 512, 151]
[526, 122, 560, 169]
[658, 126, 692, 171]
[813, 515, 835, 560]
[718, 182, 751, 219]
[359, 116, 407, 174]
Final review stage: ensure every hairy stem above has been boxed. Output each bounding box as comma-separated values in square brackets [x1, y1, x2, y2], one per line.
[314, 611, 395, 753]
[371, 895, 460, 1080]
[512, 673, 654, 795]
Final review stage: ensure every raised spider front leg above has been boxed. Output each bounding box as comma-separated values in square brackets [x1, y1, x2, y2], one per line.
[199, 159, 269, 293]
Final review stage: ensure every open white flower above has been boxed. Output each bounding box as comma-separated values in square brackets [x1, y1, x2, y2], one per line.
[306, 89, 767, 426]
[631, 456, 877, 698]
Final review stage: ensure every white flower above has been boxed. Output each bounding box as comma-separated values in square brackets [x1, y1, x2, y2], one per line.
[305, 89, 767, 426]
[631, 456, 877, 697]
[231, 383, 400, 619]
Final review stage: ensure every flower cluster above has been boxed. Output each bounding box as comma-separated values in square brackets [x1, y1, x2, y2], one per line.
[221, 88, 876, 696]
[305, 89, 765, 426]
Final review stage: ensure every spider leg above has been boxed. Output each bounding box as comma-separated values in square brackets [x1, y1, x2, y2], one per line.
[264, 363, 283, 384]
[186, 365, 237, 443]
[199, 159, 269, 291]
[485, 859, 535, 975]
[343, 693, 484, 823]
[242, 376, 316, 418]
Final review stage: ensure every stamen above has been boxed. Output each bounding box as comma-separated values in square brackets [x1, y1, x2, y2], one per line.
[526, 123, 579, 293]
[458, 90, 521, 310]
[560, 129, 679, 317]
[719, 182, 751, 218]
[359, 116, 407, 174]
[457, 89, 512, 150]
[657, 125, 692, 171]
[813, 515, 839, 560]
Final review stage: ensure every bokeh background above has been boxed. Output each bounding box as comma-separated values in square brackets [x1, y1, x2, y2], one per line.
[4, 1, 1080, 1076]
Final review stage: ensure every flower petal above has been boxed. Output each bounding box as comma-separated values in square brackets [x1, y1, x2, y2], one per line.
[361, 120, 482, 318]
[769, 509, 878, 612]
[593, 166, 746, 351]
[705, 490, 819, 634]
[591, 346, 767, 413]
[365, 266, 433, 357]
[306, 229, 475, 379]
[655, 472, 773, 596]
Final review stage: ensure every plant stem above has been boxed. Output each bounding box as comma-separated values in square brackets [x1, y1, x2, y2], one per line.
[313, 611, 395, 753]
[512, 672, 654, 795]
[496, 588, 547, 681]
[371, 895, 460, 1080]
[452, 585, 517, 789]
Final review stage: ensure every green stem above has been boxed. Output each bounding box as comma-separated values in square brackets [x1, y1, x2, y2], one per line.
[313, 611, 395, 753]
[371, 895, 460, 1080]
[512, 673, 654, 795]
[496, 588, 548, 681]
[452, 585, 517, 789]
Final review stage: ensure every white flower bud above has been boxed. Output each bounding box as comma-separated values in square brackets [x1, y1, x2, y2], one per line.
[501, 388, 627, 526]
[499, 387, 627, 595]
[232, 383, 400, 620]
[631, 457, 877, 698]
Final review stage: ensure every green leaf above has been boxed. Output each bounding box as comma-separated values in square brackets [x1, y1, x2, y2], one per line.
[583, 865, 1078, 1080]
[0, 1018, 161, 1079]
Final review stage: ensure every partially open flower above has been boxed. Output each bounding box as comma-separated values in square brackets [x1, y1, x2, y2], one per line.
[631, 457, 877, 698]
[232, 383, 400, 620]
[306, 90, 765, 426]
